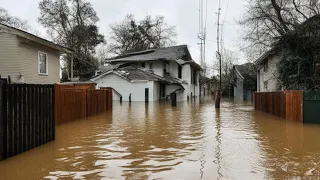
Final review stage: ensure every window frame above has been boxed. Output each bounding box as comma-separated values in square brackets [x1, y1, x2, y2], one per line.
[38, 51, 48, 75]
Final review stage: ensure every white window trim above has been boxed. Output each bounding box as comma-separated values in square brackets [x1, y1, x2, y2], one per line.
[38, 51, 48, 75]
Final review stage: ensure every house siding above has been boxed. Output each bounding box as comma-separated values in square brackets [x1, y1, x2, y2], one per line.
[151, 61, 164, 77]
[96, 73, 156, 102]
[258, 55, 280, 92]
[0, 33, 21, 81]
[0, 33, 61, 84]
[234, 72, 244, 101]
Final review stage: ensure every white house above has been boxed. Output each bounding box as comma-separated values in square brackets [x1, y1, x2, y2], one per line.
[0, 23, 73, 84]
[233, 63, 256, 101]
[91, 45, 202, 101]
[255, 49, 281, 92]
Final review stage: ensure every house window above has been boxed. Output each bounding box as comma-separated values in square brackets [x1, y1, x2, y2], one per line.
[263, 59, 268, 72]
[263, 81, 268, 90]
[38, 52, 48, 75]
[142, 62, 145, 68]
[178, 65, 182, 79]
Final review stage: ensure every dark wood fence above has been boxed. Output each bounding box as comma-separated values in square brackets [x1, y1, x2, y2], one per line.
[55, 85, 112, 125]
[0, 83, 55, 160]
[254, 92, 286, 118]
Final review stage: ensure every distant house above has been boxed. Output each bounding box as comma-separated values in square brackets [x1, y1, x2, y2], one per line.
[0, 23, 72, 84]
[91, 45, 202, 101]
[199, 75, 216, 96]
[233, 63, 257, 101]
[255, 48, 281, 92]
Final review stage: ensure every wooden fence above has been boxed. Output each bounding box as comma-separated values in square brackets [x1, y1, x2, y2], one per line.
[254, 92, 286, 118]
[55, 88, 87, 125]
[87, 89, 107, 117]
[0, 83, 55, 160]
[55, 84, 112, 125]
[285, 90, 303, 123]
[254, 91, 303, 122]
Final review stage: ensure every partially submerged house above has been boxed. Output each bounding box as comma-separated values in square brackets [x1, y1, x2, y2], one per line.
[0, 23, 73, 84]
[233, 63, 257, 101]
[92, 45, 202, 101]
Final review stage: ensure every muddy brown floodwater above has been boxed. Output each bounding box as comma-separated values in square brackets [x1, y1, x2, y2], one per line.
[1, 97, 320, 179]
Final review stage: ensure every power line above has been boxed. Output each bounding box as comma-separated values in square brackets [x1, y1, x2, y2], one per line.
[223, 0, 230, 23]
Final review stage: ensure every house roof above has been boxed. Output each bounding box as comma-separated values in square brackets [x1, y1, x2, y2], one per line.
[254, 47, 278, 65]
[234, 63, 256, 79]
[92, 66, 182, 86]
[106, 45, 202, 70]
[0, 23, 73, 54]
[107, 45, 193, 62]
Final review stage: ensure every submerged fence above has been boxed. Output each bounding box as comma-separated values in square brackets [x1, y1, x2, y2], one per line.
[55, 84, 112, 125]
[254, 91, 303, 123]
[0, 83, 55, 160]
[254, 92, 286, 119]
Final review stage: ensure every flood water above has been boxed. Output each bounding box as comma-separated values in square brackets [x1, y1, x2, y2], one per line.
[1, 96, 320, 179]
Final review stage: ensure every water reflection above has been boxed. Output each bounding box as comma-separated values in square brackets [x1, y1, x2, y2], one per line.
[1, 97, 320, 179]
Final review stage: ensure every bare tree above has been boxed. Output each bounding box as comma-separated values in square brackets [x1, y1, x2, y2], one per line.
[95, 43, 111, 65]
[213, 48, 238, 92]
[0, 6, 29, 30]
[109, 14, 177, 55]
[239, 0, 320, 61]
[38, 0, 104, 79]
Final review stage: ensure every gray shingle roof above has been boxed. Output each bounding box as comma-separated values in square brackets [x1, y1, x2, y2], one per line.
[114, 66, 182, 85]
[107, 45, 192, 62]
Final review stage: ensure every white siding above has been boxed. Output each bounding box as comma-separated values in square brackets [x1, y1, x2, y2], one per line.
[168, 61, 179, 78]
[95, 73, 156, 101]
[258, 55, 280, 92]
[234, 72, 244, 100]
[152, 61, 164, 77]
[0, 33, 61, 84]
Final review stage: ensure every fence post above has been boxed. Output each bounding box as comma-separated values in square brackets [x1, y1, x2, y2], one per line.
[120, 96, 122, 104]
[0, 78, 5, 160]
[145, 88, 149, 103]
[52, 85, 56, 140]
[106, 90, 109, 111]
[171, 92, 177, 106]
[129, 93, 131, 103]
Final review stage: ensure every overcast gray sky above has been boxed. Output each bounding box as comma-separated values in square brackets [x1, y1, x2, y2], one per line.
[0, 0, 247, 72]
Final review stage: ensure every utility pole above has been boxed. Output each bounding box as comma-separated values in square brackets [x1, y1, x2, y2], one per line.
[215, 0, 222, 108]
[198, 0, 208, 75]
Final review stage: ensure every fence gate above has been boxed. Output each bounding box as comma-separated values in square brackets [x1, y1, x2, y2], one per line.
[303, 91, 320, 124]
[0, 84, 55, 160]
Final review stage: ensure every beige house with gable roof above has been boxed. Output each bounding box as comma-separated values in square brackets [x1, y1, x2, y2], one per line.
[0, 23, 73, 84]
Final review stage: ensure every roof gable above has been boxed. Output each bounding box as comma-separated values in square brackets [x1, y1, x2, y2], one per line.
[0, 23, 73, 53]
[107, 45, 193, 63]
